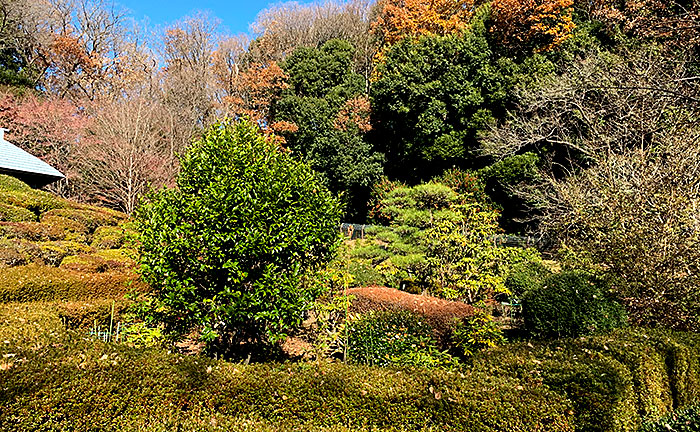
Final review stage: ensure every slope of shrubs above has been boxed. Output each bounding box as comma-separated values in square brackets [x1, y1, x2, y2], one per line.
[0, 175, 140, 304]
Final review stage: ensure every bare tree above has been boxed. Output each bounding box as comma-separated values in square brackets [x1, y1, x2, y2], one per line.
[250, 0, 378, 86]
[482, 45, 700, 165]
[158, 13, 219, 142]
[482, 45, 700, 329]
[79, 96, 177, 214]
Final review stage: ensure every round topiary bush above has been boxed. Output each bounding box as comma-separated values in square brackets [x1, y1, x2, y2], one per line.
[522, 271, 627, 338]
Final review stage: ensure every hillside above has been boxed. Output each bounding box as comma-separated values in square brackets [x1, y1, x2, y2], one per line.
[0, 174, 144, 308]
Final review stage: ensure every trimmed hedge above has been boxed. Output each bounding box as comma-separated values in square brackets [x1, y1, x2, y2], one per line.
[0, 264, 146, 302]
[0, 336, 575, 431]
[2, 303, 700, 431]
[472, 328, 700, 432]
[0, 217, 89, 242]
[42, 207, 124, 233]
[0, 174, 67, 215]
[0, 239, 94, 267]
[60, 249, 136, 273]
[641, 404, 700, 431]
[91, 225, 132, 249]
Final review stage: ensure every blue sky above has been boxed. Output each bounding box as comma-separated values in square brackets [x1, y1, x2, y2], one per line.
[117, 0, 310, 35]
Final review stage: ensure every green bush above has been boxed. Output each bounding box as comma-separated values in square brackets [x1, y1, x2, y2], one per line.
[5, 304, 700, 431]
[451, 309, 505, 358]
[641, 404, 700, 432]
[347, 259, 385, 287]
[346, 310, 457, 367]
[362, 180, 543, 302]
[136, 120, 342, 353]
[504, 261, 552, 302]
[522, 271, 627, 338]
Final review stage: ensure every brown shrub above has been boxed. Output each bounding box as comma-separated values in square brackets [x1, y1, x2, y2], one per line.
[42, 207, 125, 233]
[0, 217, 89, 242]
[347, 286, 476, 340]
[0, 264, 148, 302]
[57, 299, 131, 329]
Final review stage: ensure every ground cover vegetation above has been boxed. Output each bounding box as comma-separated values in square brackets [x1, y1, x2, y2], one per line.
[2, 0, 700, 429]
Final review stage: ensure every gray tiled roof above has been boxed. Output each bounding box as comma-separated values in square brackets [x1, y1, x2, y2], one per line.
[0, 138, 65, 179]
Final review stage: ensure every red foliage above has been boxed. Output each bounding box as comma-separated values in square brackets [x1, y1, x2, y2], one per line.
[348, 286, 476, 339]
[0, 92, 89, 187]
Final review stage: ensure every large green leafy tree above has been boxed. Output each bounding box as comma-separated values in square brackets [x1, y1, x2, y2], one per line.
[136, 120, 343, 356]
[370, 11, 551, 183]
[271, 39, 384, 221]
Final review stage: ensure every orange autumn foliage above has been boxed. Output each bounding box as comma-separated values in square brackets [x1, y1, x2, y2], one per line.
[490, 0, 575, 52]
[372, 0, 477, 45]
[217, 61, 289, 126]
[334, 96, 372, 133]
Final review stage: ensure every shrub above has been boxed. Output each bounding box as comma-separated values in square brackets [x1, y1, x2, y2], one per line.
[451, 309, 505, 358]
[503, 260, 552, 302]
[136, 120, 342, 353]
[0, 238, 28, 267]
[472, 328, 700, 432]
[57, 299, 130, 329]
[522, 271, 627, 338]
[90, 225, 131, 249]
[641, 404, 700, 432]
[0, 218, 88, 242]
[33, 241, 93, 266]
[0, 264, 146, 302]
[42, 207, 124, 233]
[0, 336, 575, 431]
[346, 310, 457, 367]
[540, 130, 700, 331]
[0, 240, 92, 267]
[364, 180, 542, 302]
[0, 174, 66, 215]
[0, 203, 36, 222]
[60, 249, 136, 273]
